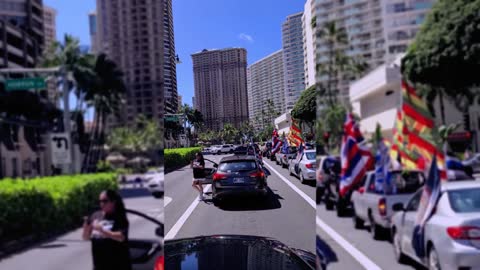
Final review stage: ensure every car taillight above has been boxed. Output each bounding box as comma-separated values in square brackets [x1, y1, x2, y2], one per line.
[447, 226, 480, 240]
[305, 163, 314, 169]
[378, 198, 387, 216]
[213, 173, 227, 181]
[154, 256, 164, 270]
[250, 171, 265, 178]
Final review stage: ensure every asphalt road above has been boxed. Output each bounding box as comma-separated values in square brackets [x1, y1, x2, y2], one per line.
[165, 154, 316, 253]
[0, 184, 163, 270]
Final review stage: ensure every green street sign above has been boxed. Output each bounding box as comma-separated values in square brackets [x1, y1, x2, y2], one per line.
[5, 78, 46, 91]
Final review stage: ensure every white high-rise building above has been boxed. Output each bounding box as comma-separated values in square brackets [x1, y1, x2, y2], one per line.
[302, 0, 317, 88]
[282, 12, 306, 112]
[313, 0, 435, 104]
[247, 50, 285, 130]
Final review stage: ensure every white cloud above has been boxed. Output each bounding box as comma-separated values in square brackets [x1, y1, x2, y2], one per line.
[238, 33, 254, 43]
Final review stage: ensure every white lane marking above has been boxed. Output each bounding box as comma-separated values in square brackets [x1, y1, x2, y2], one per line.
[263, 162, 316, 207]
[165, 184, 211, 240]
[316, 216, 382, 270]
[164, 196, 173, 207]
[264, 162, 382, 270]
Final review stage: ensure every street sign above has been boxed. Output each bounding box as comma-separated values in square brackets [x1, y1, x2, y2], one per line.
[50, 133, 71, 165]
[5, 77, 46, 91]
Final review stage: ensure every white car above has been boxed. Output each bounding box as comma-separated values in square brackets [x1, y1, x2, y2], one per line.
[212, 144, 235, 155]
[145, 169, 164, 198]
[288, 149, 316, 183]
[391, 180, 480, 270]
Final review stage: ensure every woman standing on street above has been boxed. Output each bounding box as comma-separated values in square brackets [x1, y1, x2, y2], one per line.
[82, 189, 131, 270]
[191, 152, 206, 200]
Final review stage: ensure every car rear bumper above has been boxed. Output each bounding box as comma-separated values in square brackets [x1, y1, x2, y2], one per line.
[213, 183, 267, 198]
[302, 169, 316, 180]
[438, 242, 480, 270]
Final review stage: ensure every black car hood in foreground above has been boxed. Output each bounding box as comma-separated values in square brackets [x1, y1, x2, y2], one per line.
[164, 235, 316, 270]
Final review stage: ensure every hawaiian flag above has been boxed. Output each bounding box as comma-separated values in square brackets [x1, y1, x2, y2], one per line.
[412, 155, 441, 258]
[282, 137, 289, 154]
[272, 138, 283, 154]
[296, 142, 304, 162]
[288, 118, 304, 147]
[400, 81, 446, 180]
[339, 114, 374, 197]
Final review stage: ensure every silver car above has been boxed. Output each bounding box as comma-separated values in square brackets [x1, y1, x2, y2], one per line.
[391, 180, 480, 270]
[288, 149, 316, 183]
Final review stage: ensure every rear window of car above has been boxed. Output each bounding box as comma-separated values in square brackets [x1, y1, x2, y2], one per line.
[305, 152, 315, 160]
[448, 188, 480, 213]
[218, 161, 257, 172]
[387, 171, 424, 194]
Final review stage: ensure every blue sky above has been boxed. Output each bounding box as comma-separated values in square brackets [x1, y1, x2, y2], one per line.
[43, 0, 304, 109]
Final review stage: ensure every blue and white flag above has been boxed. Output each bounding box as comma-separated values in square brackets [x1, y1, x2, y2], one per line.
[282, 137, 289, 154]
[412, 155, 441, 258]
[374, 140, 391, 194]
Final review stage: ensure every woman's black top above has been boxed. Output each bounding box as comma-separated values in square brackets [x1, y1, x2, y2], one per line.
[193, 160, 205, 179]
[90, 211, 132, 270]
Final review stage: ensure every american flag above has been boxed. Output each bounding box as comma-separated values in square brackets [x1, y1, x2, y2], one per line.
[339, 114, 373, 197]
[412, 155, 441, 258]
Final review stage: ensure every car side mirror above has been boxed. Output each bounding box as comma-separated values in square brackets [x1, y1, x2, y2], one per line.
[155, 224, 164, 237]
[392, 203, 404, 212]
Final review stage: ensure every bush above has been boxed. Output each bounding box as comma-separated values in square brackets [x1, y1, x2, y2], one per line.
[96, 160, 114, 172]
[165, 147, 201, 171]
[0, 173, 118, 244]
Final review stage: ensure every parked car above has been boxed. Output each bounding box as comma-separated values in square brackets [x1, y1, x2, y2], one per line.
[288, 149, 316, 183]
[391, 180, 480, 270]
[145, 169, 164, 198]
[211, 155, 268, 205]
[275, 146, 298, 168]
[351, 170, 425, 239]
[164, 235, 316, 270]
[462, 153, 480, 174]
[212, 144, 235, 154]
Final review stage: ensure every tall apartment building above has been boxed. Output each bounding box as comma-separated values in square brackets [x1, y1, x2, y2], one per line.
[96, 0, 177, 126]
[314, 0, 435, 103]
[43, 5, 56, 49]
[192, 48, 249, 131]
[247, 50, 285, 131]
[0, 0, 52, 178]
[282, 12, 306, 112]
[88, 12, 98, 54]
[0, 0, 44, 68]
[302, 0, 317, 88]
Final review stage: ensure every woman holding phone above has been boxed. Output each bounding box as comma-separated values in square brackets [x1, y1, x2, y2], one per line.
[191, 152, 206, 200]
[83, 189, 131, 270]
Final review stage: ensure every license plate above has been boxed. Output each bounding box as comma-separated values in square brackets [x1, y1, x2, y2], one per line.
[233, 178, 245, 183]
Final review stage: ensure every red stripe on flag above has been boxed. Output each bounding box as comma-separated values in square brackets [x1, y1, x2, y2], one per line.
[402, 104, 434, 128]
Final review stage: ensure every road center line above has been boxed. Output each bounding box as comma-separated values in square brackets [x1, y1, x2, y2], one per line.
[164, 196, 172, 207]
[264, 162, 382, 270]
[165, 185, 211, 240]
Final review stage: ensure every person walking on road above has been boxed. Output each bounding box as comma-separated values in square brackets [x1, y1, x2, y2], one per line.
[82, 189, 131, 270]
[191, 152, 206, 201]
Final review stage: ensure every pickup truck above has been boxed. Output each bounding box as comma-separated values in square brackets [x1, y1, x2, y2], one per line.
[275, 146, 298, 168]
[351, 170, 425, 240]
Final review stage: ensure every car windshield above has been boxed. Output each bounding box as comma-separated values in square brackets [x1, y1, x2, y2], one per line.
[218, 161, 257, 172]
[387, 171, 425, 194]
[448, 188, 480, 213]
[305, 152, 315, 160]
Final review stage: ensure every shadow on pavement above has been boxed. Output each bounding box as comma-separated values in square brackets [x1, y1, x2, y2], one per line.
[208, 188, 283, 211]
[37, 243, 67, 249]
[317, 235, 338, 268]
[119, 187, 153, 199]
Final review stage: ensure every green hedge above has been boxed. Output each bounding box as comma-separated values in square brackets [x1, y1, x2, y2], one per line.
[165, 147, 201, 171]
[0, 173, 118, 244]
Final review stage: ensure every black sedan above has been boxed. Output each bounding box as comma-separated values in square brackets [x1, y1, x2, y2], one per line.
[164, 235, 316, 270]
[211, 155, 268, 205]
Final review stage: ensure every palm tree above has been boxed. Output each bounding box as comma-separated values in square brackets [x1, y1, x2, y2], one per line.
[222, 124, 237, 144]
[81, 53, 126, 172]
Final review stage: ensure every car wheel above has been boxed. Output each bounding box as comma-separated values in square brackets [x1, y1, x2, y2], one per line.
[369, 215, 383, 240]
[325, 199, 334, 210]
[428, 245, 441, 270]
[393, 228, 407, 264]
[289, 166, 294, 176]
[316, 187, 324, 204]
[352, 209, 364, 229]
[300, 172, 306, 184]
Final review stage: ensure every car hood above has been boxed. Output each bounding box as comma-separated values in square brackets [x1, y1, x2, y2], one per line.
[164, 235, 315, 270]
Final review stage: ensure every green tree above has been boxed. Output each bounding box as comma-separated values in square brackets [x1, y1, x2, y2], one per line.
[401, 0, 480, 127]
[317, 104, 347, 153]
[291, 85, 316, 131]
[221, 124, 237, 144]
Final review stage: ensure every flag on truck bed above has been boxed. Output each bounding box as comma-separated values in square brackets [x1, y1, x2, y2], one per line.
[288, 118, 304, 147]
[339, 114, 373, 197]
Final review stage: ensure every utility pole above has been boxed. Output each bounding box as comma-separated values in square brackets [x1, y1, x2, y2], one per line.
[61, 69, 74, 174]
